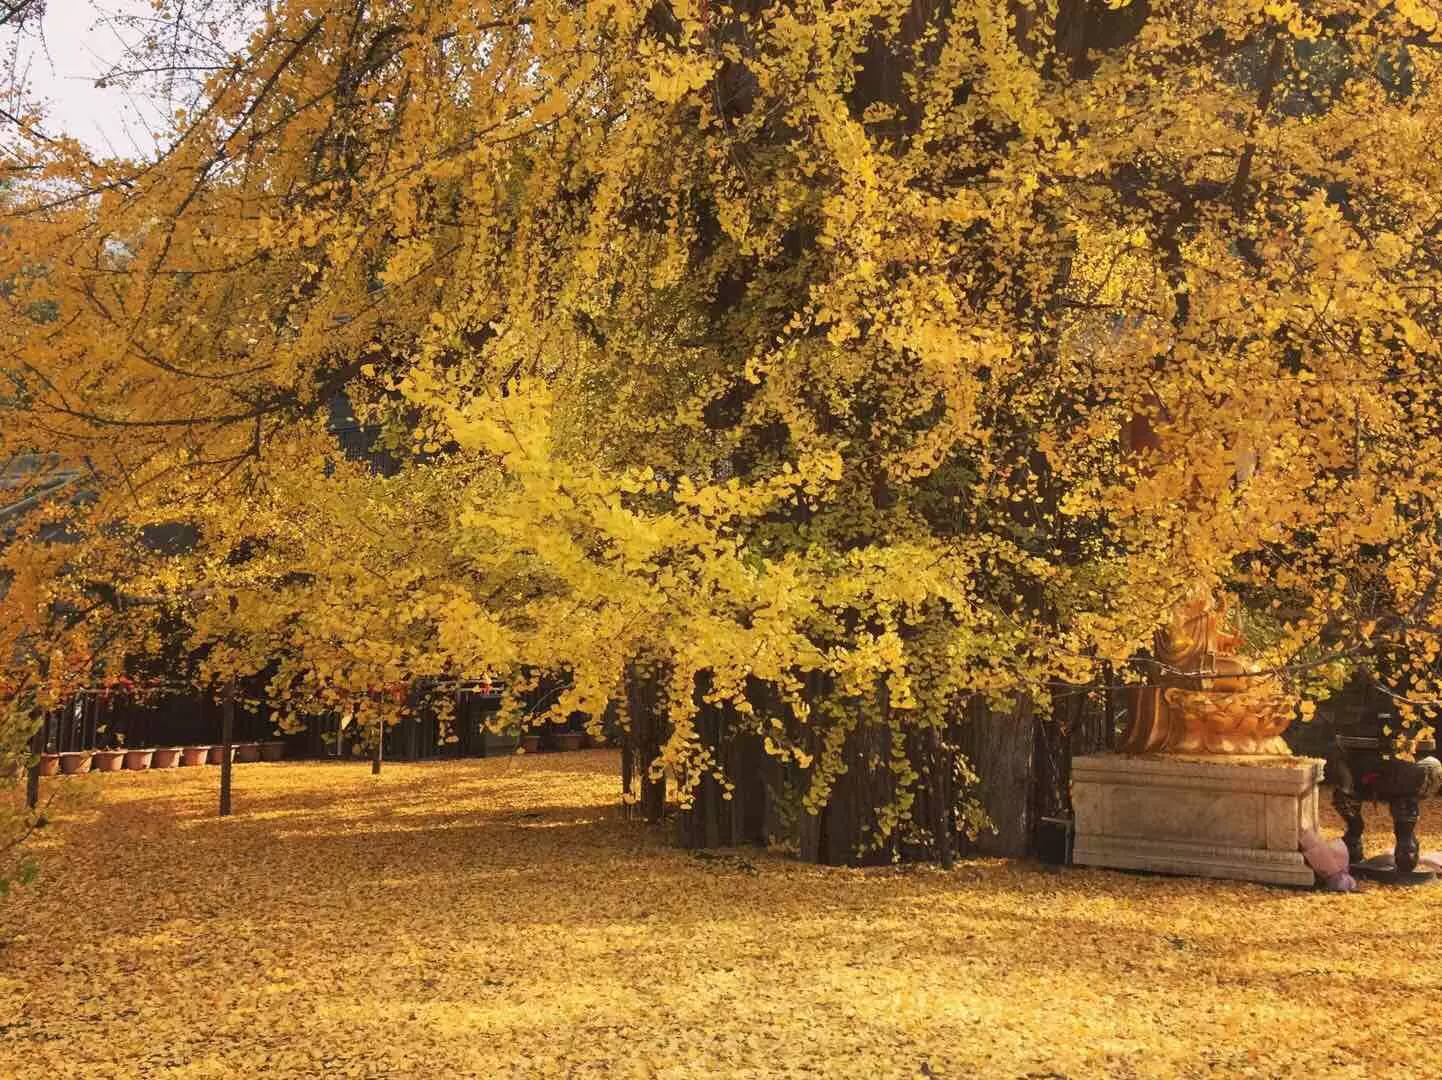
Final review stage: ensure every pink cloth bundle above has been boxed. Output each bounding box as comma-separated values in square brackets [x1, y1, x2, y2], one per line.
[1300, 828, 1356, 892]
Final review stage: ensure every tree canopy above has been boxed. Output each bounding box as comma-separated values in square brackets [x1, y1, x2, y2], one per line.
[5, 0, 1442, 859]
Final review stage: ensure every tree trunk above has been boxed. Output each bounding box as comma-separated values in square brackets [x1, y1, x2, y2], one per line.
[724, 721, 768, 847]
[651, 676, 1044, 864]
[639, 713, 666, 823]
[917, 724, 954, 869]
[674, 675, 769, 850]
[219, 680, 235, 817]
[624, 662, 668, 824]
[621, 731, 635, 806]
[1103, 661, 1117, 751]
[24, 714, 44, 810]
[957, 694, 1037, 857]
[675, 695, 725, 849]
[819, 720, 896, 866]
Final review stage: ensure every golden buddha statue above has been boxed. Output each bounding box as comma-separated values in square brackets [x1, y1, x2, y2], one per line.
[1121, 582, 1293, 756]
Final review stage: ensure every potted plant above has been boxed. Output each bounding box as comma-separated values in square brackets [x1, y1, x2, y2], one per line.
[180, 745, 210, 766]
[58, 750, 94, 775]
[480, 729, 520, 756]
[551, 730, 584, 752]
[93, 749, 126, 772]
[206, 744, 235, 765]
[38, 753, 61, 776]
[123, 748, 155, 770]
[259, 740, 286, 762]
[151, 747, 182, 769]
[234, 742, 262, 763]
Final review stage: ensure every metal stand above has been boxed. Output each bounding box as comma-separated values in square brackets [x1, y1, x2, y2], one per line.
[1331, 736, 1438, 886]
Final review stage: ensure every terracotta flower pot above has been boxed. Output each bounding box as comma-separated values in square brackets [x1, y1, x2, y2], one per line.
[180, 745, 210, 766]
[551, 732, 584, 752]
[38, 753, 61, 776]
[93, 750, 126, 772]
[206, 744, 235, 765]
[520, 735, 542, 754]
[233, 743, 262, 763]
[151, 747, 182, 769]
[123, 748, 155, 771]
[58, 751, 94, 775]
[259, 740, 286, 762]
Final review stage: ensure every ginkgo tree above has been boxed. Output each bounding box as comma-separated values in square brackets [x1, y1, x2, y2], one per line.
[5, 0, 1442, 863]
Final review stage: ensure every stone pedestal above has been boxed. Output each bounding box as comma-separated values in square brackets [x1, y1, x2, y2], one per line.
[1072, 753, 1324, 886]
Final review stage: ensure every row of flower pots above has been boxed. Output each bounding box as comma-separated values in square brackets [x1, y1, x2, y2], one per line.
[35, 741, 288, 776]
[519, 732, 602, 754]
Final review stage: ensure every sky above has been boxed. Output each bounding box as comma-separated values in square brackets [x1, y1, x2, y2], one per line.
[9, 0, 234, 158]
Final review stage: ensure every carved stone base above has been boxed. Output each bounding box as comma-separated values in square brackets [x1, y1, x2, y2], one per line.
[1072, 753, 1325, 887]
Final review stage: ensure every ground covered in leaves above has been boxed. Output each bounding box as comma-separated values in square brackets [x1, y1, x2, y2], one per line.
[3, 753, 1441, 1078]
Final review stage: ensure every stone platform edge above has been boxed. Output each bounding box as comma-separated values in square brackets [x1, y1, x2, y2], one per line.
[1072, 836, 1316, 886]
[1070, 752, 1326, 887]
[1071, 753, 1325, 795]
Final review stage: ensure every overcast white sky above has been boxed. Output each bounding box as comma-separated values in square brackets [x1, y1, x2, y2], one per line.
[10, 0, 245, 159]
